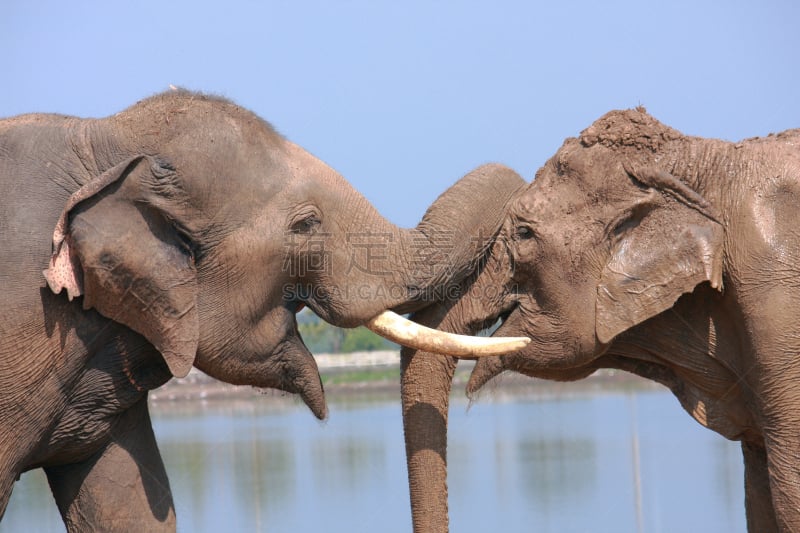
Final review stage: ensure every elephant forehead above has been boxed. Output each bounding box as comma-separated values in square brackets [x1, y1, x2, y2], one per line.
[283, 140, 345, 185]
[515, 180, 587, 220]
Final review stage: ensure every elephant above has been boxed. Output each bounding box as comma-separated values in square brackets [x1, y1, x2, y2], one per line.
[401, 108, 800, 532]
[0, 89, 527, 532]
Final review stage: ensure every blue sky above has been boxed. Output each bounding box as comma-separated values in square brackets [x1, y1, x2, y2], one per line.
[3, 1, 798, 226]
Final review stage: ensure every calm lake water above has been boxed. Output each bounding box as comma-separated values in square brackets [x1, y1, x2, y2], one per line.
[2, 384, 746, 533]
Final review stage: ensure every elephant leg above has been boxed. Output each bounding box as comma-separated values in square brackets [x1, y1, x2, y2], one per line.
[754, 361, 800, 533]
[761, 426, 800, 532]
[742, 440, 778, 532]
[0, 469, 16, 520]
[45, 398, 175, 533]
[401, 346, 458, 533]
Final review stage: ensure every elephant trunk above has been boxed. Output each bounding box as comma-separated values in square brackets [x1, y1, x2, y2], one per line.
[400, 304, 458, 533]
[398, 165, 526, 533]
[398, 164, 525, 307]
[310, 164, 526, 357]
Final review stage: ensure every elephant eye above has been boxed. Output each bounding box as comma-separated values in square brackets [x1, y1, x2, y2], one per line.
[514, 225, 534, 240]
[175, 227, 199, 260]
[290, 214, 321, 234]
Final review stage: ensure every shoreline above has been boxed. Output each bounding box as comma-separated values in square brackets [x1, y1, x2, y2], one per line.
[148, 350, 665, 413]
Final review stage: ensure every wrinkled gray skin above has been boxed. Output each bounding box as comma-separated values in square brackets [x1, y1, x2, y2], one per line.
[402, 109, 800, 532]
[0, 90, 523, 532]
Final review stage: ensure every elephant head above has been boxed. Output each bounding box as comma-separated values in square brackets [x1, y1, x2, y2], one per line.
[401, 108, 727, 532]
[41, 90, 526, 420]
[468, 108, 724, 385]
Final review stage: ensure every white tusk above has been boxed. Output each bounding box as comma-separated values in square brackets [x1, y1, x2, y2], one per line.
[365, 310, 529, 357]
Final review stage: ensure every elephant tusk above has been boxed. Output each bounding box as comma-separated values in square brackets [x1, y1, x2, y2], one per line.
[365, 310, 530, 357]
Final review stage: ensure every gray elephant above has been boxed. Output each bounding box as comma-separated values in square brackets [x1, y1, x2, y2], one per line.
[401, 108, 800, 532]
[0, 90, 525, 532]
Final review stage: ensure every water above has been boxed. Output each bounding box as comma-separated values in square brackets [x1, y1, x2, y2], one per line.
[1, 387, 746, 533]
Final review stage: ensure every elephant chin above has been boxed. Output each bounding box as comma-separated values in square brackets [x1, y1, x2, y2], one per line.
[466, 355, 506, 398]
[264, 335, 328, 420]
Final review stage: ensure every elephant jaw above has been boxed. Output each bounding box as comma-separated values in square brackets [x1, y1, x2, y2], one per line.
[365, 310, 530, 357]
[195, 322, 328, 420]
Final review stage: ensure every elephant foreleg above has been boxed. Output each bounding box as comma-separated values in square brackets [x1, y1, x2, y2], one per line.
[761, 425, 800, 532]
[753, 353, 800, 532]
[44, 398, 175, 533]
[0, 468, 16, 521]
[742, 440, 778, 532]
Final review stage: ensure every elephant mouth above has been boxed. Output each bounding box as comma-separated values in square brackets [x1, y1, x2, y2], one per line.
[496, 304, 516, 328]
[493, 302, 528, 339]
[286, 298, 306, 314]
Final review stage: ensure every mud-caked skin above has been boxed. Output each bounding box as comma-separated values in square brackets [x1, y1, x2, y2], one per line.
[402, 108, 800, 533]
[0, 90, 523, 532]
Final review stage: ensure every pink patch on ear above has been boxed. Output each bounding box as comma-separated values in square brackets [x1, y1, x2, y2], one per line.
[43, 239, 83, 301]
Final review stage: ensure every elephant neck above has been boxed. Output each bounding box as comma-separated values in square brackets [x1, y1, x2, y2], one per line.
[657, 136, 741, 214]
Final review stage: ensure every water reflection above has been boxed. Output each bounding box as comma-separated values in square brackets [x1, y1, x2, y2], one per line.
[1, 389, 745, 533]
[311, 436, 386, 495]
[518, 438, 597, 506]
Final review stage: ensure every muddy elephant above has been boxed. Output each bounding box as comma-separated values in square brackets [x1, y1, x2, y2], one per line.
[0, 90, 526, 532]
[402, 108, 800, 532]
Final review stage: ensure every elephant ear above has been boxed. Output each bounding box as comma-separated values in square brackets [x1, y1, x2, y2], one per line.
[43, 155, 199, 377]
[595, 165, 724, 345]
